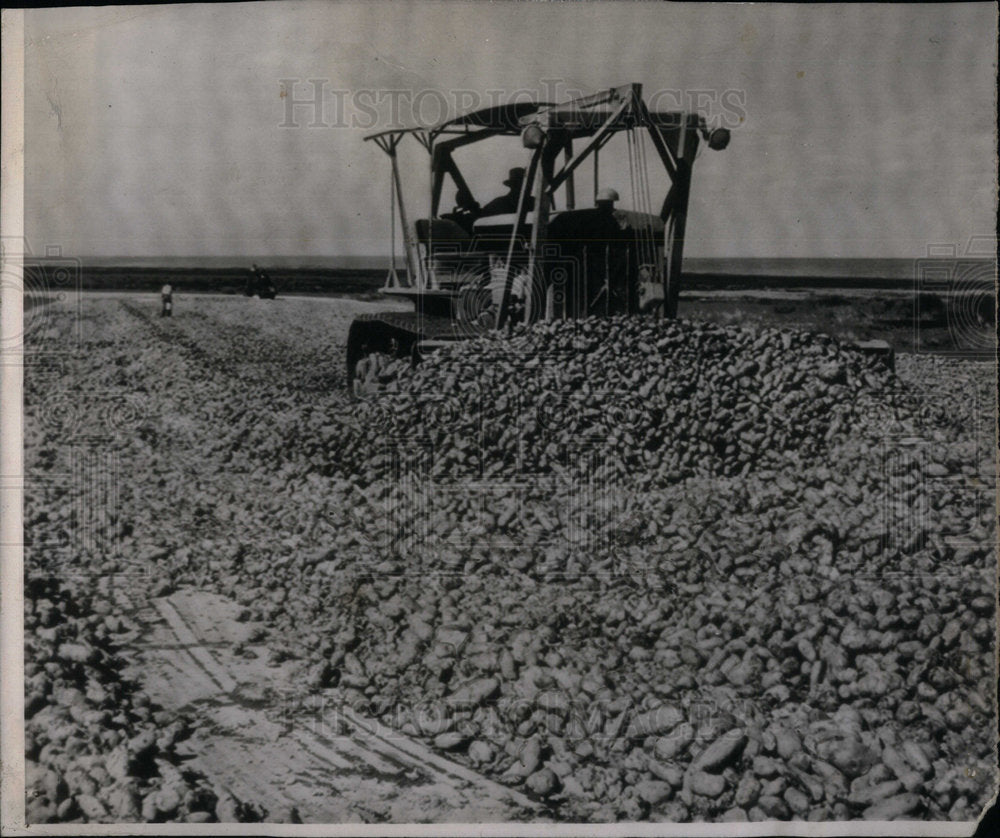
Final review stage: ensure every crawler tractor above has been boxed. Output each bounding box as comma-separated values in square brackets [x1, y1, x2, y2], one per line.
[347, 83, 888, 388]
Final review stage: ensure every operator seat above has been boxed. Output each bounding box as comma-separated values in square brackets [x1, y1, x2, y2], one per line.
[414, 218, 473, 253]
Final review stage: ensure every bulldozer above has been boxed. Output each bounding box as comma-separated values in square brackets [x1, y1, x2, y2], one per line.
[347, 82, 889, 389]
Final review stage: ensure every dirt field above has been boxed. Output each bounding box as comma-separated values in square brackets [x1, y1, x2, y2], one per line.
[21, 292, 997, 824]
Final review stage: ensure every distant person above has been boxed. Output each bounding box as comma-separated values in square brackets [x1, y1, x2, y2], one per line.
[480, 167, 534, 217]
[258, 267, 277, 300]
[160, 283, 173, 317]
[247, 263, 277, 299]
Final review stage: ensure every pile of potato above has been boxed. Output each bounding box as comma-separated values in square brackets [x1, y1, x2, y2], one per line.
[283, 316, 993, 821]
[338, 317, 897, 479]
[23, 300, 995, 822]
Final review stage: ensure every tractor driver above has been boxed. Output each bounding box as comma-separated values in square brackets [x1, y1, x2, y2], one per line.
[592, 188, 630, 313]
[480, 167, 534, 217]
[595, 186, 619, 215]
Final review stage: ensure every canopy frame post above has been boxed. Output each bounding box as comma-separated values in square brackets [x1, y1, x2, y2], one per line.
[497, 144, 544, 330]
[660, 114, 700, 319]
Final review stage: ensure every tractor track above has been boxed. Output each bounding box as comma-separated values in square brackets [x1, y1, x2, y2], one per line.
[118, 587, 542, 823]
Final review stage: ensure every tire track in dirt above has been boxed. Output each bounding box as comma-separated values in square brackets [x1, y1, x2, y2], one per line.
[123, 588, 542, 822]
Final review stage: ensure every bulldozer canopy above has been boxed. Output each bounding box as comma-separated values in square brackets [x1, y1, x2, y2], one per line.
[364, 101, 557, 145]
[364, 84, 701, 149]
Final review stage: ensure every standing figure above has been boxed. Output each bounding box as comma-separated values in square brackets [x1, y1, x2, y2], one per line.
[160, 283, 173, 317]
[594, 186, 619, 215]
[257, 266, 277, 300]
[246, 263, 277, 299]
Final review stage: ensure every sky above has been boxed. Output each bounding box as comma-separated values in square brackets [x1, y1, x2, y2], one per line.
[22, 1, 998, 261]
